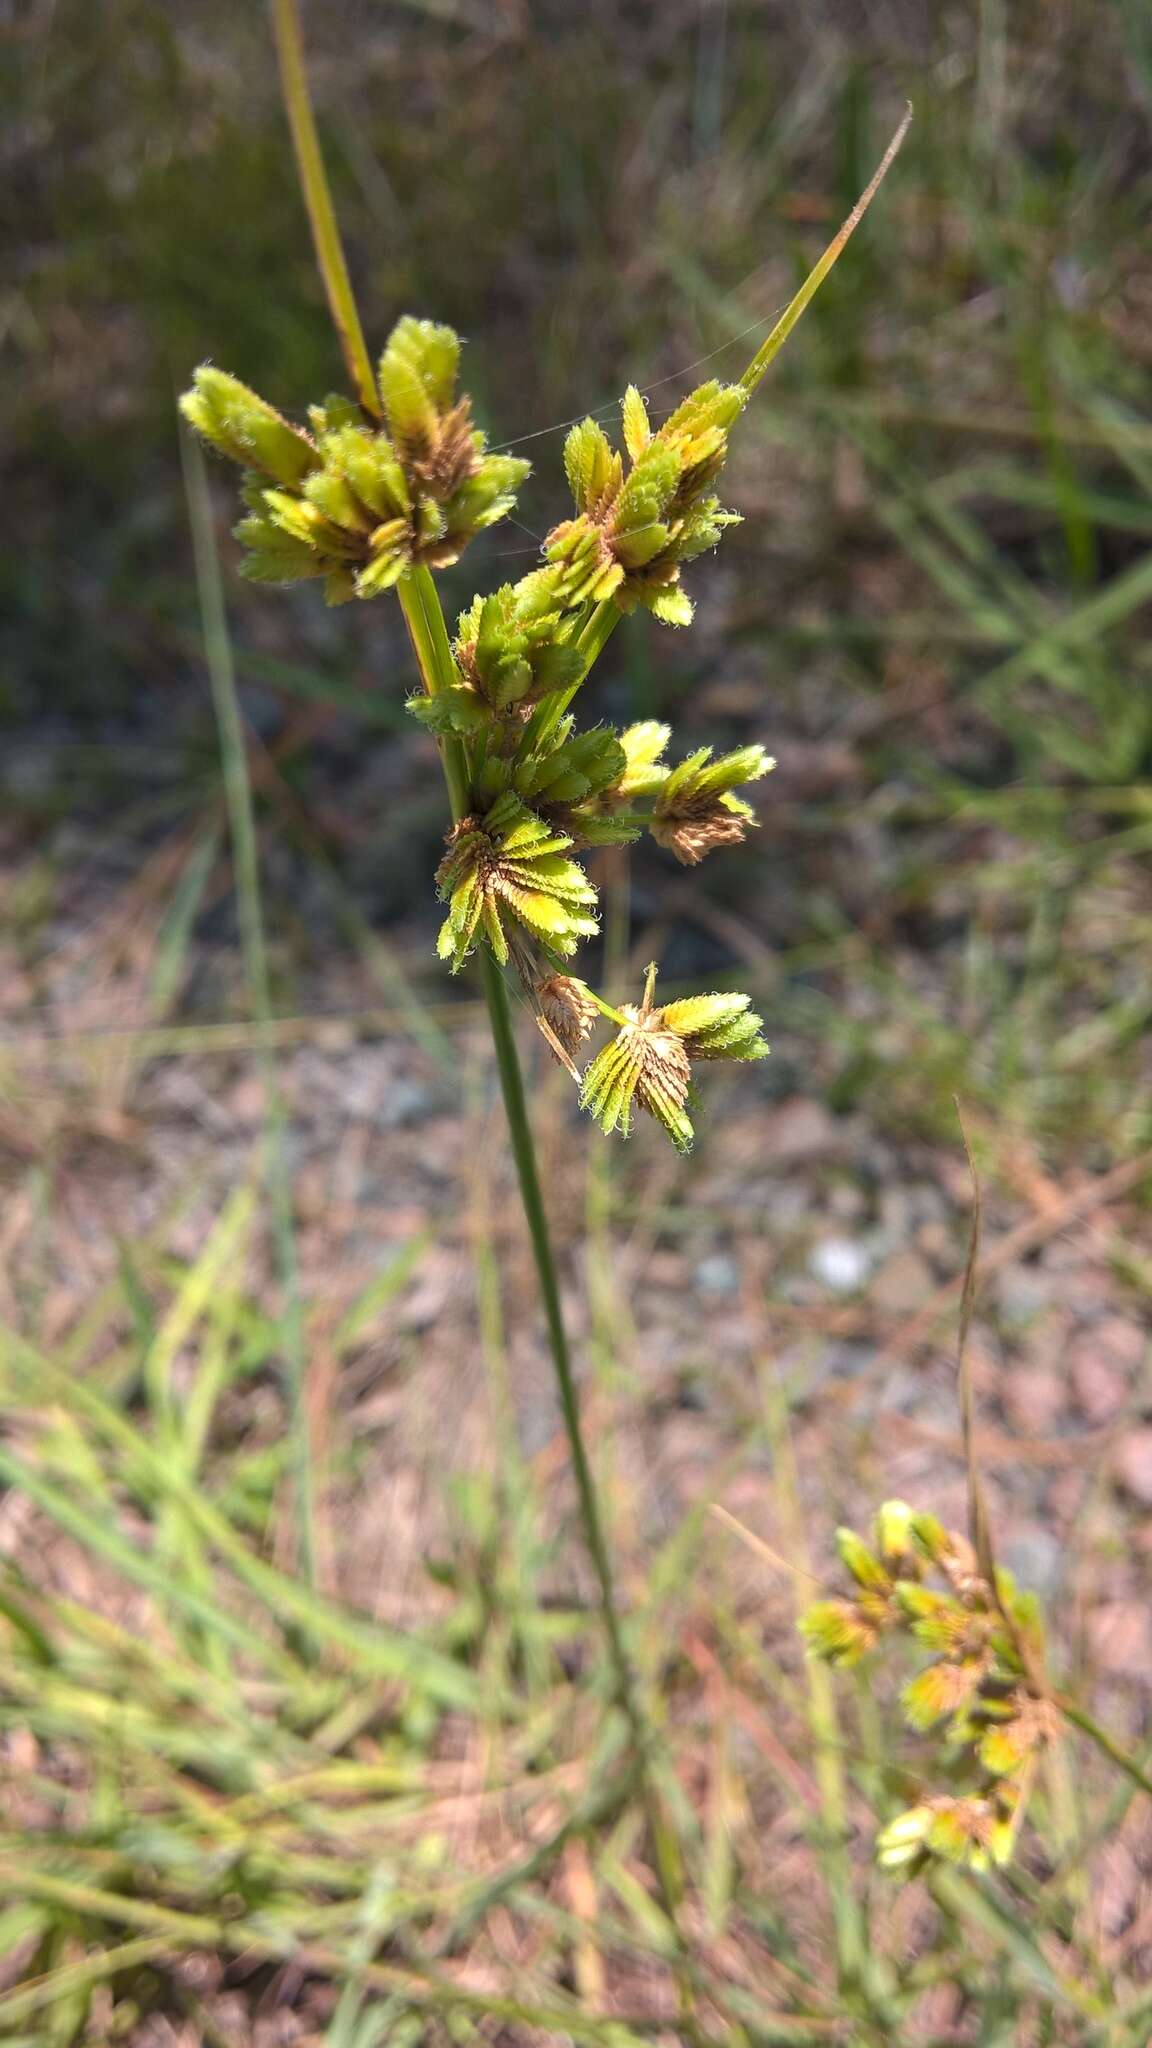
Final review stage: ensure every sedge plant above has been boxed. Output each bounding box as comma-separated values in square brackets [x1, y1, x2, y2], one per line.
[800, 1129, 1152, 1892]
[181, 0, 909, 1973]
[801, 1494, 1152, 1877]
[801, 1498, 1058, 1875]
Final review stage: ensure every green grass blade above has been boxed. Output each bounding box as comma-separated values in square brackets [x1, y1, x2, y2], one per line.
[1, 1329, 482, 1711]
[739, 105, 911, 395]
[183, 429, 316, 1586]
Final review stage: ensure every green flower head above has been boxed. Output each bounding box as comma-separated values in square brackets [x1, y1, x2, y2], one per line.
[180, 318, 529, 604]
[546, 380, 746, 626]
[453, 569, 586, 711]
[836, 1526, 892, 1595]
[613, 721, 672, 801]
[799, 1598, 883, 1668]
[874, 1498, 921, 1574]
[804, 1501, 1052, 1878]
[180, 368, 319, 487]
[581, 971, 769, 1153]
[435, 793, 598, 973]
[503, 722, 627, 813]
[651, 744, 774, 866]
[877, 1792, 1019, 1876]
[553, 719, 673, 847]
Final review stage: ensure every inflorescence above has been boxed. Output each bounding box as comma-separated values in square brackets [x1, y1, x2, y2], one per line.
[182, 316, 773, 1150]
[801, 1501, 1054, 1875]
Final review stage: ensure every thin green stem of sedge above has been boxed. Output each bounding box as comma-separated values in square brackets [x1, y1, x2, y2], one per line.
[533, 599, 622, 749]
[397, 568, 470, 822]
[583, 987, 629, 1028]
[403, 566, 698, 2008]
[269, 0, 381, 421]
[1058, 1697, 1152, 1801]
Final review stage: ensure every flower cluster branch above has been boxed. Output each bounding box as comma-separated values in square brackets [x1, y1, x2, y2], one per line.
[801, 1500, 1055, 1875]
[182, 318, 774, 1150]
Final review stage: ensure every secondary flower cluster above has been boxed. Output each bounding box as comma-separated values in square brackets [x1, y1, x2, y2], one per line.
[801, 1502, 1053, 1875]
[546, 382, 746, 625]
[182, 318, 528, 602]
[182, 322, 774, 1150]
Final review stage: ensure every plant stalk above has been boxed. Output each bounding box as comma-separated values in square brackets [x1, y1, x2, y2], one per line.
[269, 0, 381, 421]
[534, 598, 622, 749]
[476, 946, 637, 1712]
[1058, 1696, 1152, 1800]
[266, 11, 695, 1987]
[396, 568, 471, 822]
[400, 564, 694, 1988]
[475, 951, 695, 2004]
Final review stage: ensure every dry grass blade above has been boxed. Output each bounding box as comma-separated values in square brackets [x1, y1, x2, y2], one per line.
[709, 1504, 823, 1590]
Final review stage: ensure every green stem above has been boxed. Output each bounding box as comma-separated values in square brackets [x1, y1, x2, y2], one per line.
[1058, 1696, 1152, 1800]
[477, 949, 634, 1702]
[475, 948, 693, 1981]
[183, 433, 316, 1589]
[269, 0, 381, 421]
[400, 564, 693, 1994]
[584, 986, 630, 1028]
[534, 598, 623, 748]
[396, 568, 471, 822]
[575, 598, 624, 670]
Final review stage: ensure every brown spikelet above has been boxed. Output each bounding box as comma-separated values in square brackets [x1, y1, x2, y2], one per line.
[412, 398, 480, 498]
[649, 798, 749, 866]
[623, 1005, 692, 1123]
[536, 975, 599, 1057]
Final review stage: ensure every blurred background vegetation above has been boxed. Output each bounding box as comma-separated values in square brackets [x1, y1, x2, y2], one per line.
[8, 0, 1152, 1145]
[3, 1, 1152, 2041]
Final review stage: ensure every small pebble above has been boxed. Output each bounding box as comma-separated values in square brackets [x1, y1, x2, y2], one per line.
[695, 1253, 740, 1298]
[808, 1237, 871, 1294]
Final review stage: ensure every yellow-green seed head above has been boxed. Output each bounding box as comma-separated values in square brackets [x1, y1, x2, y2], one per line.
[546, 378, 746, 625]
[435, 794, 598, 973]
